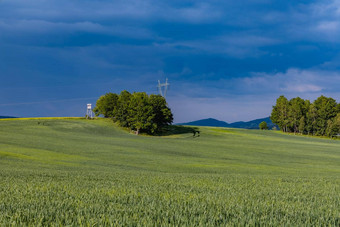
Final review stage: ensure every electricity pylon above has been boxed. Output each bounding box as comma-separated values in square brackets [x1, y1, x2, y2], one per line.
[157, 78, 170, 98]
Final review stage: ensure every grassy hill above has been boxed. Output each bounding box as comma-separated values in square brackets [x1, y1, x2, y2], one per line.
[0, 118, 339, 225]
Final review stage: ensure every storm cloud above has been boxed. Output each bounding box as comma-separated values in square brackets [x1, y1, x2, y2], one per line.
[1, 0, 340, 122]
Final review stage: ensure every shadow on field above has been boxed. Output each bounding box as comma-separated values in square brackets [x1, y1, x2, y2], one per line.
[156, 125, 200, 137]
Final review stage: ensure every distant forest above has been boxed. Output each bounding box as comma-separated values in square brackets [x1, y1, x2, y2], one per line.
[271, 95, 340, 137]
[93, 91, 173, 135]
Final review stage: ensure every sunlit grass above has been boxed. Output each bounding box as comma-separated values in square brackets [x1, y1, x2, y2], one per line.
[0, 118, 339, 225]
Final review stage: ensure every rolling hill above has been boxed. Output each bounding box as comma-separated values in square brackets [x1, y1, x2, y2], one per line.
[177, 118, 229, 127]
[179, 117, 276, 129]
[0, 116, 16, 119]
[0, 118, 339, 225]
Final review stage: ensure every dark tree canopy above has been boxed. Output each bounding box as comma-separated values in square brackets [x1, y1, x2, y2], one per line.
[94, 91, 173, 135]
[259, 121, 268, 130]
[271, 95, 340, 137]
[149, 94, 173, 129]
[114, 90, 132, 128]
[128, 92, 154, 135]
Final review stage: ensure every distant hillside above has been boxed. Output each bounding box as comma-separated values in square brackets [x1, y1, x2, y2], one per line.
[0, 116, 16, 119]
[178, 117, 277, 129]
[179, 118, 229, 127]
[229, 117, 276, 129]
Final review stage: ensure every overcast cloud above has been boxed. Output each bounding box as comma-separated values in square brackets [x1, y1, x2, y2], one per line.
[1, 0, 340, 122]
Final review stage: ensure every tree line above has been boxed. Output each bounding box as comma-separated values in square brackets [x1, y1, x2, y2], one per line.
[93, 91, 173, 135]
[271, 95, 340, 137]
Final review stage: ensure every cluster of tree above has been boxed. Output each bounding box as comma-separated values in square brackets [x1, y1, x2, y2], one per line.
[93, 91, 173, 135]
[271, 95, 340, 137]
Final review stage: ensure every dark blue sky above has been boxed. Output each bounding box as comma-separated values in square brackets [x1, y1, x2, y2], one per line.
[1, 0, 340, 123]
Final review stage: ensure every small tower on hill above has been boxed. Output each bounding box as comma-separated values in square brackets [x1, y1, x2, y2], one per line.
[86, 103, 93, 119]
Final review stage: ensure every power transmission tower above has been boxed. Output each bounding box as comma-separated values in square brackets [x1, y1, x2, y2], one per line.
[157, 78, 170, 98]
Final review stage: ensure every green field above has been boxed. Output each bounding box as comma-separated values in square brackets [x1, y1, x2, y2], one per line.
[0, 118, 339, 225]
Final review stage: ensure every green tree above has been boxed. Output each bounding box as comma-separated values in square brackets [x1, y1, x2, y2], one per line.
[272, 95, 339, 137]
[334, 113, 340, 134]
[94, 90, 174, 135]
[288, 97, 307, 134]
[271, 95, 289, 132]
[298, 116, 305, 134]
[149, 94, 173, 133]
[259, 121, 268, 130]
[114, 90, 132, 127]
[313, 96, 338, 136]
[93, 93, 119, 118]
[326, 113, 340, 137]
[128, 92, 154, 135]
[306, 103, 317, 135]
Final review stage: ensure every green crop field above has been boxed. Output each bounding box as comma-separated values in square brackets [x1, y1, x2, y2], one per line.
[0, 118, 339, 226]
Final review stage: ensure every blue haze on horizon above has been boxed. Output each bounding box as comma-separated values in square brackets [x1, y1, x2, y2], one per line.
[1, 0, 340, 123]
